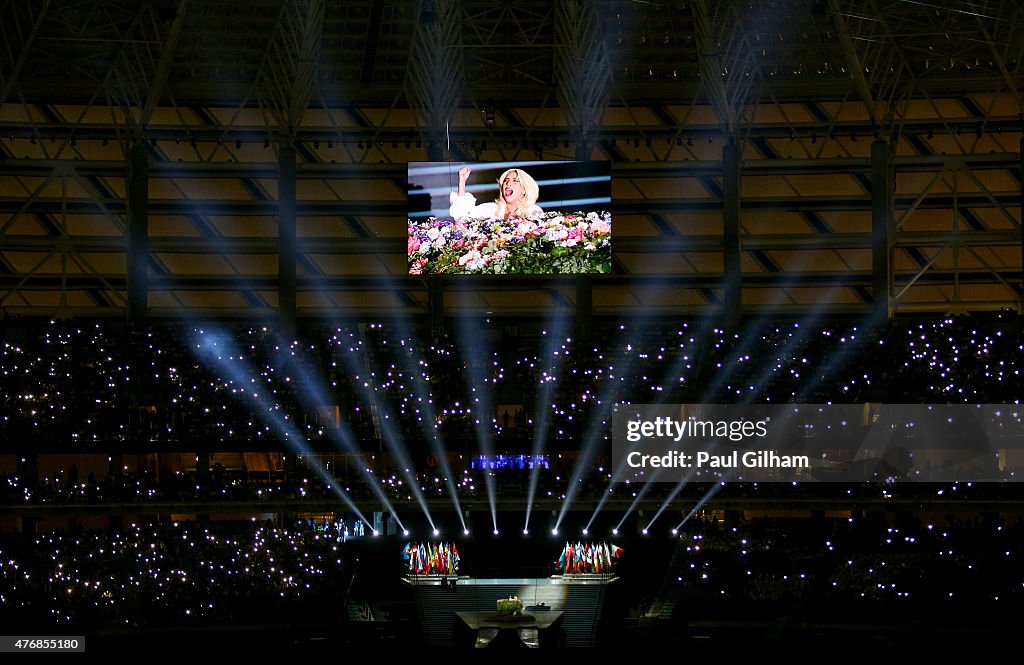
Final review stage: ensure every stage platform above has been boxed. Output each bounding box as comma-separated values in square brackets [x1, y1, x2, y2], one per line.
[403, 575, 616, 647]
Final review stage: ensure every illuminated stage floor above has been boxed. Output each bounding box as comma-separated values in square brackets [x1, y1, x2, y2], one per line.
[403, 575, 616, 647]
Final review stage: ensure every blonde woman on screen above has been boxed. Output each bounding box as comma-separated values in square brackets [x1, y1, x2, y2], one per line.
[449, 166, 544, 221]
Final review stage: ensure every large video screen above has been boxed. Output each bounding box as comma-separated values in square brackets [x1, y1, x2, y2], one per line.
[407, 161, 611, 275]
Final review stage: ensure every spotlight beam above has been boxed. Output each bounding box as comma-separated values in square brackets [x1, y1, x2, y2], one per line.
[190, 329, 371, 526]
[583, 315, 723, 533]
[454, 317, 501, 534]
[584, 442, 643, 531]
[275, 346, 406, 531]
[644, 466, 699, 532]
[333, 329, 438, 530]
[555, 317, 656, 531]
[613, 466, 663, 531]
[673, 463, 746, 532]
[525, 310, 571, 533]
[388, 318, 467, 532]
[791, 306, 888, 403]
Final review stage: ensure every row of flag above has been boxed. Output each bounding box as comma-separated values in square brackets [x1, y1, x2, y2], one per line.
[556, 541, 623, 575]
[402, 541, 461, 575]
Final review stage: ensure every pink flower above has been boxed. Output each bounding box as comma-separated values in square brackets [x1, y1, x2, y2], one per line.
[409, 258, 427, 275]
[458, 250, 481, 266]
[516, 221, 537, 236]
[484, 250, 509, 263]
[408, 236, 421, 253]
[590, 220, 611, 236]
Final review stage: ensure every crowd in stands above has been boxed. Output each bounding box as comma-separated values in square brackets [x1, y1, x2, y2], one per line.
[0, 312, 1022, 639]
[0, 313, 1021, 507]
[659, 513, 1024, 624]
[1, 313, 1020, 446]
[3, 512, 1023, 635]
[0, 520, 351, 633]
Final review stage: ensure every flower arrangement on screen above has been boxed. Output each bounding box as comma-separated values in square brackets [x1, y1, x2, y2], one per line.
[408, 211, 612, 275]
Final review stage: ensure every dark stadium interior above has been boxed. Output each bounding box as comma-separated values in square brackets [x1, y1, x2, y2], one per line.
[1, 0, 1023, 652]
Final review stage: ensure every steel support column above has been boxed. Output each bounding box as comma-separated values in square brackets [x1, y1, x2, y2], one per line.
[872, 139, 894, 319]
[278, 145, 297, 337]
[723, 142, 741, 326]
[127, 144, 149, 323]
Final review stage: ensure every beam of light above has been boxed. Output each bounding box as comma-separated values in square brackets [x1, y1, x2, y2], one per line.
[189, 327, 371, 526]
[613, 466, 663, 531]
[584, 451, 637, 532]
[524, 309, 572, 533]
[671, 463, 746, 533]
[608, 316, 723, 531]
[555, 272, 685, 532]
[553, 396, 617, 534]
[791, 306, 889, 403]
[675, 299, 855, 532]
[453, 316, 500, 534]
[299, 264, 438, 530]
[329, 325, 438, 531]
[273, 340, 405, 532]
[667, 307, 835, 532]
[695, 242, 832, 399]
[385, 317, 467, 533]
[644, 466, 701, 532]
[584, 313, 722, 532]
[700, 289, 856, 409]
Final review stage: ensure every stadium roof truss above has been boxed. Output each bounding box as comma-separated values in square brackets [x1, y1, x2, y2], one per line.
[0, 0, 1020, 319]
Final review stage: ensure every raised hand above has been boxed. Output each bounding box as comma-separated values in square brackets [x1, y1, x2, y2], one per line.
[457, 166, 472, 196]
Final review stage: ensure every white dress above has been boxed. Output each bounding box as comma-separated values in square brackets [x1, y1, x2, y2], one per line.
[449, 192, 543, 220]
